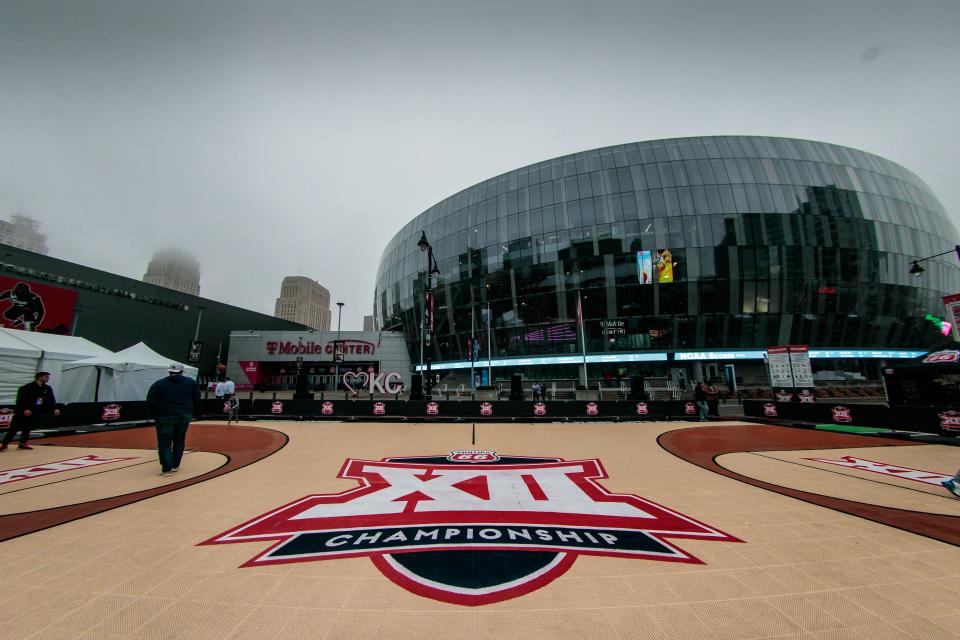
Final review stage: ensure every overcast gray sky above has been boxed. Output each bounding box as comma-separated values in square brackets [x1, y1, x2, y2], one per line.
[1, 0, 958, 330]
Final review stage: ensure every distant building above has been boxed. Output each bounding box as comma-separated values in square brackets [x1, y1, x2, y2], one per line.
[363, 315, 374, 331]
[143, 248, 201, 295]
[274, 276, 331, 331]
[0, 215, 48, 255]
[0, 244, 308, 379]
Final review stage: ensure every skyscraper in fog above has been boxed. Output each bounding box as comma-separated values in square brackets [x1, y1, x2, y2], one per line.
[0, 215, 48, 255]
[143, 248, 201, 295]
[274, 276, 331, 331]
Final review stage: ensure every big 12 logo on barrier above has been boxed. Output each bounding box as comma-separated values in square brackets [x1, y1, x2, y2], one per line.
[479, 402, 493, 416]
[763, 402, 778, 417]
[938, 410, 960, 431]
[533, 402, 547, 416]
[373, 402, 386, 415]
[684, 402, 696, 415]
[923, 350, 959, 364]
[426, 402, 440, 416]
[775, 390, 794, 402]
[798, 389, 815, 403]
[636, 402, 648, 415]
[271, 401, 283, 415]
[321, 402, 334, 415]
[101, 404, 121, 421]
[0, 407, 13, 427]
[586, 402, 598, 416]
[201, 451, 740, 606]
[831, 406, 852, 423]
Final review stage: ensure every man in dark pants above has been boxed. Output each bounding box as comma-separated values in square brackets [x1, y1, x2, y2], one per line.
[0, 371, 60, 450]
[146, 363, 200, 476]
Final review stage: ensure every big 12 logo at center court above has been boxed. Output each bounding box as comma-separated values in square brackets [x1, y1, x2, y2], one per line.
[202, 452, 739, 606]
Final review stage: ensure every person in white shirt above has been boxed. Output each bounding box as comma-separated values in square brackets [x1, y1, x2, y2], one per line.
[222, 378, 235, 397]
[214, 380, 225, 399]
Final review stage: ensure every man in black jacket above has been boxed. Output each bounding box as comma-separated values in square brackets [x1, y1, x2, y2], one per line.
[146, 363, 200, 476]
[1, 371, 61, 450]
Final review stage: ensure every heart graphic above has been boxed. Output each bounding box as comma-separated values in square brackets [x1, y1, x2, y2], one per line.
[342, 371, 369, 395]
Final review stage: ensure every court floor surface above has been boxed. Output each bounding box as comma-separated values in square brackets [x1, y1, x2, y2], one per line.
[0, 420, 958, 640]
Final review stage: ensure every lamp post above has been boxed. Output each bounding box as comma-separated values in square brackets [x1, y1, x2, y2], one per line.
[334, 302, 344, 390]
[911, 245, 960, 342]
[194, 305, 205, 341]
[418, 231, 440, 399]
[909, 245, 960, 277]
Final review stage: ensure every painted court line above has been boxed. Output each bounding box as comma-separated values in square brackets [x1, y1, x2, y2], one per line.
[0, 454, 139, 486]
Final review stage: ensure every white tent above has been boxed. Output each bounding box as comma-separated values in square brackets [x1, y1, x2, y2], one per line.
[58, 342, 198, 404]
[0, 328, 113, 404]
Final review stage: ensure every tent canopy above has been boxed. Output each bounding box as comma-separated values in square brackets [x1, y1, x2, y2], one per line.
[0, 329, 113, 404]
[884, 341, 960, 374]
[882, 341, 960, 406]
[63, 342, 197, 374]
[58, 342, 197, 404]
[0, 328, 112, 362]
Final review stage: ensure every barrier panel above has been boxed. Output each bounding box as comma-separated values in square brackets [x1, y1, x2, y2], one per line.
[743, 400, 959, 436]
[246, 399, 706, 421]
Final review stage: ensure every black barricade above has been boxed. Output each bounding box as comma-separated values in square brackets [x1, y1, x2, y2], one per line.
[743, 399, 958, 436]
[58, 401, 152, 427]
[242, 399, 707, 421]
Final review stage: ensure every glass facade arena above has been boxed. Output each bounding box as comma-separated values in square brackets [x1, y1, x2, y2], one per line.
[374, 136, 960, 381]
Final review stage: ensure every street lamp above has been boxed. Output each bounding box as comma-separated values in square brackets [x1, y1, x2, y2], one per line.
[334, 302, 344, 390]
[418, 231, 440, 399]
[910, 245, 960, 277]
[194, 305, 206, 341]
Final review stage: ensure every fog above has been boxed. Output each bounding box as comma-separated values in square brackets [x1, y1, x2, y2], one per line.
[1, 0, 957, 329]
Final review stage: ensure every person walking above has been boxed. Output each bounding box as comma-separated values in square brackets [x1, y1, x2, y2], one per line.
[146, 363, 200, 476]
[694, 381, 709, 421]
[0, 371, 60, 451]
[214, 379, 225, 400]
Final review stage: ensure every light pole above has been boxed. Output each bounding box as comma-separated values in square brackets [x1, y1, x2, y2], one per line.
[909, 245, 960, 276]
[911, 245, 960, 342]
[334, 302, 344, 390]
[418, 231, 440, 399]
[194, 305, 205, 341]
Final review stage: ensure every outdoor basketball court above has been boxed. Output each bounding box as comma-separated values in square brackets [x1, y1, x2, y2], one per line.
[1, 419, 958, 640]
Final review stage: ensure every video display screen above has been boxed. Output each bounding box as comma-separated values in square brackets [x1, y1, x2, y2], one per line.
[636, 249, 674, 284]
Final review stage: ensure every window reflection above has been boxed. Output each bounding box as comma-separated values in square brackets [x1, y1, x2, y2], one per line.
[375, 137, 960, 361]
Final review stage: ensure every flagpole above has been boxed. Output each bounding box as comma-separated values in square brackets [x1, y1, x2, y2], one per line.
[470, 304, 476, 395]
[578, 291, 587, 388]
[486, 303, 492, 386]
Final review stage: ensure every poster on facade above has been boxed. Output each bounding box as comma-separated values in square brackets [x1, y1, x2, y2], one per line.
[187, 340, 203, 363]
[944, 293, 960, 341]
[636, 251, 653, 285]
[787, 345, 814, 388]
[655, 249, 674, 283]
[766, 346, 794, 388]
[0, 276, 78, 334]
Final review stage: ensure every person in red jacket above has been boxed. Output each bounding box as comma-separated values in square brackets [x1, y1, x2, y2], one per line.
[0, 371, 60, 450]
